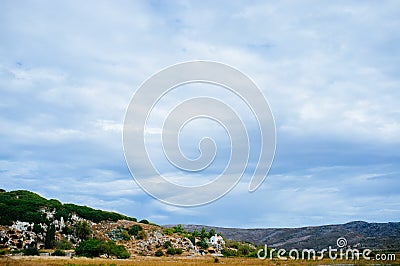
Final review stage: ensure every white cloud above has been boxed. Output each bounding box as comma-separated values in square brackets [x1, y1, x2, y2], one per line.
[0, 0, 399, 227]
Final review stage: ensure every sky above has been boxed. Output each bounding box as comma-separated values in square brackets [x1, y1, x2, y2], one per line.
[0, 0, 399, 228]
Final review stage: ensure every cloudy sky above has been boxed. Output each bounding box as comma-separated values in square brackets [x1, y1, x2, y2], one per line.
[1, 0, 399, 228]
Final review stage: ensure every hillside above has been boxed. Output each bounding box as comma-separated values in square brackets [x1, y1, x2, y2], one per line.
[170, 222, 400, 251]
[0, 189, 221, 258]
[0, 189, 136, 225]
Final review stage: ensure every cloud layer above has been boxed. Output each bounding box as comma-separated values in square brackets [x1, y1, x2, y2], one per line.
[0, 0, 399, 227]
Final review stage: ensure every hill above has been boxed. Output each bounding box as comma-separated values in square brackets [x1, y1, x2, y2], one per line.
[0, 189, 136, 225]
[0, 189, 211, 258]
[169, 222, 400, 251]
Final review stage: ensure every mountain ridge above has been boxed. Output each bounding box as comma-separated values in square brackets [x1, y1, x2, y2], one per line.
[165, 221, 400, 250]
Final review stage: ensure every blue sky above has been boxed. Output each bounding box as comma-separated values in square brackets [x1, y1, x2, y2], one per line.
[0, 0, 399, 228]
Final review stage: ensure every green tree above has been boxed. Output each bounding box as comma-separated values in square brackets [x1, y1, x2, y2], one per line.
[75, 221, 91, 240]
[33, 223, 43, 234]
[208, 228, 216, 238]
[55, 238, 73, 250]
[139, 219, 149, 224]
[77, 239, 130, 259]
[173, 224, 185, 234]
[192, 230, 199, 237]
[75, 238, 101, 258]
[45, 224, 56, 249]
[200, 227, 208, 239]
[23, 247, 40, 256]
[199, 238, 209, 249]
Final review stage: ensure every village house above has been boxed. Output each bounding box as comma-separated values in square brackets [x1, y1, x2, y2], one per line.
[208, 234, 225, 252]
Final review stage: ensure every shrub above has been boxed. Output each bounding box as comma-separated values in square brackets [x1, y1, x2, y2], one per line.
[23, 246, 40, 256]
[139, 219, 149, 224]
[237, 244, 252, 256]
[155, 249, 164, 257]
[174, 248, 183, 255]
[162, 227, 174, 235]
[222, 248, 238, 257]
[75, 238, 101, 258]
[55, 238, 73, 250]
[121, 230, 131, 240]
[52, 249, 66, 256]
[166, 247, 182, 255]
[163, 241, 172, 249]
[173, 224, 186, 234]
[214, 257, 220, 263]
[0, 250, 8, 255]
[166, 247, 176, 255]
[128, 224, 143, 236]
[137, 230, 147, 240]
[75, 239, 130, 259]
[112, 244, 130, 259]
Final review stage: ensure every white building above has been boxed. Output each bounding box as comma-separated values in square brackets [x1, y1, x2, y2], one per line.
[208, 234, 225, 251]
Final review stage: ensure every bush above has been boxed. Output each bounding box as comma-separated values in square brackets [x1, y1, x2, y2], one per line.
[214, 257, 220, 263]
[121, 230, 131, 240]
[55, 238, 73, 250]
[222, 248, 238, 257]
[0, 250, 8, 255]
[237, 244, 253, 256]
[75, 238, 101, 258]
[139, 219, 149, 224]
[52, 249, 66, 256]
[112, 244, 130, 259]
[75, 239, 130, 259]
[166, 247, 182, 255]
[174, 248, 183, 255]
[173, 224, 186, 234]
[166, 247, 176, 255]
[137, 230, 147, 240]
[163, 241, 172, 249]
[162, 227, 174, 235]
[155, 249, 164, 257]
[128, 224, 143, 236]
[23, 247, 40, 256]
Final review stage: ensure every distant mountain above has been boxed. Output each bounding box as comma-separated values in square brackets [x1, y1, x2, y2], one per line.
[167, 222, 400, 251]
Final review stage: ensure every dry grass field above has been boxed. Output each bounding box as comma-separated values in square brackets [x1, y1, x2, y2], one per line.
[0, 255, 399, 266]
